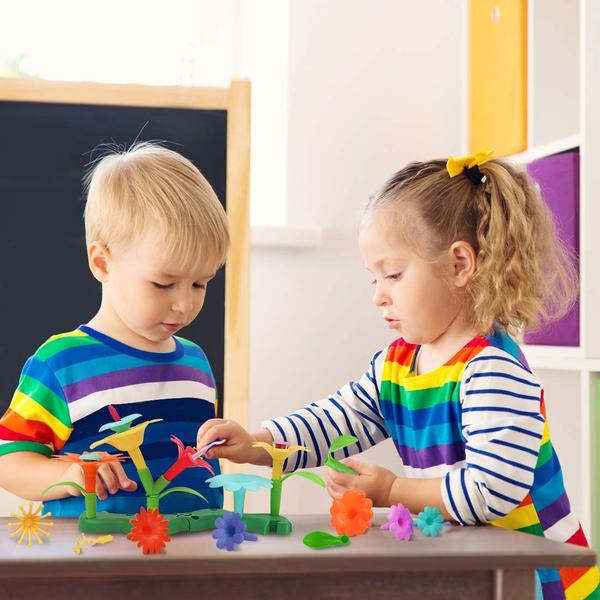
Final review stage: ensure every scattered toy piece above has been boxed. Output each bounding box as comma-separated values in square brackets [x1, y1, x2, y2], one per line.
[73, 533, 114, 554]
[414, 506, 445, 537]
[303, 530, 350, 549]
[127, 507, 171, 554]
[380, 503, 414, 541]
[330, 490, 373, 537]
[212, 511, 258, 551]
[8, 502, 54, 546]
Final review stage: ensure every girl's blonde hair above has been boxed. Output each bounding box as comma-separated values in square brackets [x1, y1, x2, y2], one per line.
[365, 158, 578, 336]
[84, 142, 229, 271]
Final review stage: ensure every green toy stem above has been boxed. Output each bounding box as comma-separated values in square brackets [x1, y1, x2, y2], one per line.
[147, 495, 160, 510]
[84, 492, 97, 518]
[270, 479, 283, 517]
[152, 475, 169, 496]
[41, 481, 87, 497]
[137, 467, 155, 495]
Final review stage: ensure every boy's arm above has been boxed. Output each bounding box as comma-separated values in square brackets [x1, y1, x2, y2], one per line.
[0, 452, 75, 501]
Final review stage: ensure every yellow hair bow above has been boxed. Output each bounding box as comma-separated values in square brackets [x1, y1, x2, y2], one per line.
[446, 150, 494, 178]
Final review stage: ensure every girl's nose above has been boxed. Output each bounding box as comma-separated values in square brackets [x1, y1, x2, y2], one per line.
[372, 284, 390, 307]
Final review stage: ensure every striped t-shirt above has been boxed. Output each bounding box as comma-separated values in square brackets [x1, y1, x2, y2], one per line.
[263, 329, 599, 599]
[0, 325, 222, 516]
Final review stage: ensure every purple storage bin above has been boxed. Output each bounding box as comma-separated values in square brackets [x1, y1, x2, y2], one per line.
[524, 150, 580, 346]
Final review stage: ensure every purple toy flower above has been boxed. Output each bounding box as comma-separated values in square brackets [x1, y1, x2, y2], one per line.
[380, 503, 413, 541]
[212, 511, 258, 551]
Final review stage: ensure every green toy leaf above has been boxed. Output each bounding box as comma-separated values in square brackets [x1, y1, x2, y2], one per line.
[328, 435, 358, 454]
[41, 481, 86, 497]
[324, 456, 358, 475]
[158, 486, 207, 502]
[281, 471, 327, 488]
[303, 530, 350, 549]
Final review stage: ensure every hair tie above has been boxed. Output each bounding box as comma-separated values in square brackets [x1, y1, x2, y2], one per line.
[446, 150, 493, 185]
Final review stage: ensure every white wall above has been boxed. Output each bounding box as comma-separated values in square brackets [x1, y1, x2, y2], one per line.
[246, 0, 464, 514]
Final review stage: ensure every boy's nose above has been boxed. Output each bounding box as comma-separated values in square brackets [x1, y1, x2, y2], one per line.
[171, 293, 194, 315]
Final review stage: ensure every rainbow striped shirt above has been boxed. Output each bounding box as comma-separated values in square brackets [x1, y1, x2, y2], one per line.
[0, 325, 222, 516]
[263, 329, 599, 599]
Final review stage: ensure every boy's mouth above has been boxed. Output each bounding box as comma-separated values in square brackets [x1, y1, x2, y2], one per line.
[161, 323, 182, 333]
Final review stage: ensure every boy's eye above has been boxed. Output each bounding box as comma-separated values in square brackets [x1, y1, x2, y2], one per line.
[153, 282, 173, 289]
[193, 283, 207, 290]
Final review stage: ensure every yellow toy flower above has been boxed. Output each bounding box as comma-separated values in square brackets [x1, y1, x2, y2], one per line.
[90, 419, 162, 470]
[252, 441, 309, 480]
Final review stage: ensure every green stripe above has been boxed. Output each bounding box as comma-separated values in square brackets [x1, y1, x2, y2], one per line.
[536, 439, 553, 469]
[36, 332, 99, 361]
[0, 441, 53, 457]
[515, 522, 545, 537]
[17, 374, 72, 429]
[381, 379, 461, 409]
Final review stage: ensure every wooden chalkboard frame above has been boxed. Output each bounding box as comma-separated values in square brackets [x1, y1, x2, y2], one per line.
[0, 77, 250, 431]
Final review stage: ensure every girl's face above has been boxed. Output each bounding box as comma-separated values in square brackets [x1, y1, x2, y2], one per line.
[358, 210, 465, 346]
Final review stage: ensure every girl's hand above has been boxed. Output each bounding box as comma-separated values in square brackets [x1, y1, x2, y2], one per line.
[60, 461, 137, 501]
[325, 457, 397, 507]
[196, 419, 273, 465]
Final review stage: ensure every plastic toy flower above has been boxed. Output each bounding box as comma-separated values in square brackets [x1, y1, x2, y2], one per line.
[212, 511, 257, 551]
[163, 435, 215, 481]
[99, 405, 143, 433]
[252, 440, 309, 480]
[8, 502, 54, 546]
[330, 489, 373, 537]
[380, 503, 413, 541]
[207, 473, 272, 516]
[415, 506, 445, 537]
[127, 507, 171, 554]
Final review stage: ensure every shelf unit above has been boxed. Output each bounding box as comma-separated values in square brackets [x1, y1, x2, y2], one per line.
[469, 0, 600, 550]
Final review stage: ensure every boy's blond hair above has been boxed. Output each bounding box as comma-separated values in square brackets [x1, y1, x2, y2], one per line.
[84, 142, 229, 271]
[365, 158, 578, 337]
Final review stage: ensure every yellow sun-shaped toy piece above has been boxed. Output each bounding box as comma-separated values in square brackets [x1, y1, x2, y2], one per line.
[8, 502, 54, 546]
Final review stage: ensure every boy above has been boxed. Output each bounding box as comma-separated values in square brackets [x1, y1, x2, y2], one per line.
[0, 143, 229, 516]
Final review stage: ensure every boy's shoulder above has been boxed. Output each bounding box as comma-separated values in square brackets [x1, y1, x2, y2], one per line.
[173, 335, 210, 360]
[32, 327, 98, 363]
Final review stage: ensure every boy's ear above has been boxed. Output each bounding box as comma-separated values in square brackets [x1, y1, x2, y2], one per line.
[87, 242, 111, 283]
[448, 241, 476, 288]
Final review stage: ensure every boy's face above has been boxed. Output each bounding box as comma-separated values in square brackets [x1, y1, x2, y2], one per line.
[100, 228, 215, 349]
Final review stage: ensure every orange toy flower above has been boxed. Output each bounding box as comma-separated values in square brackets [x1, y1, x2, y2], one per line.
[54, 452, 126, 493]
[330, 489, 373, 537]
[127, 507, 171, 554]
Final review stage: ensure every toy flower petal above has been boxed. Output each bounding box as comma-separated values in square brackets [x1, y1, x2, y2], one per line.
[330, 490, 373, 537]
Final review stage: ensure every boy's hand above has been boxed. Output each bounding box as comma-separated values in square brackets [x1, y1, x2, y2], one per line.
[196, 419, 273, 465]
[325, 458, 397, 507]
[59, 461, 137, 501]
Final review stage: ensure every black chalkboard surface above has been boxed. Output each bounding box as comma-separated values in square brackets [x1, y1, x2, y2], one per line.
[0, 100, 228, 415]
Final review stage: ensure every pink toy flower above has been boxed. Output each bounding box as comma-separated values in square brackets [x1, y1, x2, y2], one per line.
[163, 435, 215, 482]
[380, 503, 413, 541]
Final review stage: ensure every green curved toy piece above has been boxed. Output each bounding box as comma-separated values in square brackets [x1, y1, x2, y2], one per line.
[303, 530, 350, 549]
[281, 471, 326, 487]
[324, 435, 359, 475]
[158, 487, 207, 502]
[42, 481, 96, 518]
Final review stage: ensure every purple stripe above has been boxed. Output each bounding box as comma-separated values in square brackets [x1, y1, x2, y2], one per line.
[538, 492, 572, 531]
[64, 365, 214, 403]
[541, 579, 566, 600]
[394, 440, 465, 469]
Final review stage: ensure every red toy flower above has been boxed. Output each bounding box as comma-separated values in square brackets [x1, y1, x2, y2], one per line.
[330, 489, 373, 537]
[163, 435, 215, 482]
[127, 507, 171, 554]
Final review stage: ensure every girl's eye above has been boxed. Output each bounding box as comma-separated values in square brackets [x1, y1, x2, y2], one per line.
[386, 272, 402, 280]
[370, 279, 377, 285]
[153, 282, 173, 289]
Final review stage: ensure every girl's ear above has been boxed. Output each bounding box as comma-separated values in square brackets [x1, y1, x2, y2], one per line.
[448, 241, 476, 288]
[87, 242, 111, 283]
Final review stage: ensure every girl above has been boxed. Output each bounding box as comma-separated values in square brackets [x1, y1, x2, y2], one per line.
[197, 151, 598, 599]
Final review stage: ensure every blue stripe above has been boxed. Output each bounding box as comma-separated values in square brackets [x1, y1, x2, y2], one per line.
[468, 354, 531, 374]
[329, 398, 363, 453]
[284, 416, 304, 471]
[461, 468, 483, 524]
[466, 445, 535, 473]
[465, 388, 540, 401]
[291, 411, 323, 466]
[319, 406, 349, 459]
[352, 407, 388, 441]
[361, 423, 377, 446]
[445, 474, 465, 525]
[21, 357, 66, 400]
[351, 382, 379, 415]
[486, 486, 521, 505]
[467, 425, 542, 440]
[464, 371, 540, 388]
[467, 463, 531, 490]
[463, 407, 543, 419]
[489, 438, 539, 457]
[379, 397, 463, 430]
[303, 406, 332, 450]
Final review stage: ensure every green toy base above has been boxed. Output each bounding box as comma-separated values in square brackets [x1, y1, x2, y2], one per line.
[78, 510, 293, 536]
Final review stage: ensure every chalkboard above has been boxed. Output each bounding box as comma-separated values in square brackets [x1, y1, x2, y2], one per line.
[0, 79, 250, 423]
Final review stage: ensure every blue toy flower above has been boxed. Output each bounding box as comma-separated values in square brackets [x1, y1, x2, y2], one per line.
[414, 506, 445, 537]
[212, 511, 258, 551]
